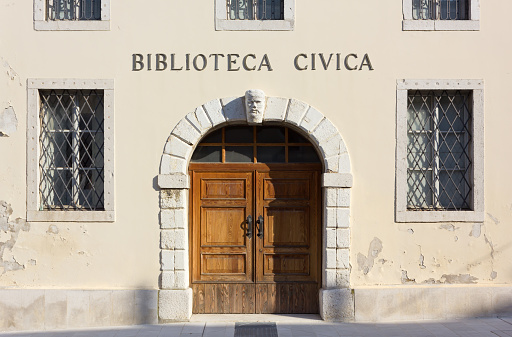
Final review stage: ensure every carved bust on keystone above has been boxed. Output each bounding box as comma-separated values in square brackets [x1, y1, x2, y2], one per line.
[245, 89, 266, 124]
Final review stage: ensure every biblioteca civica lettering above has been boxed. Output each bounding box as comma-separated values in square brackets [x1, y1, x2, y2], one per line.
[132, 53, 374, 72]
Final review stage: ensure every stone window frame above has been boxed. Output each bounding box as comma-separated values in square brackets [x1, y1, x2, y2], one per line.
[157, 95, 354, 321]
[402, 0, 480, 31]
[27, 79, 115, 222]
[396, 79, 484, 223]
[34, 0, 110, 31]
[215, 0, 295, 31]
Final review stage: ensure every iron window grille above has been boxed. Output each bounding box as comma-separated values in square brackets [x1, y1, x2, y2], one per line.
[47, 0, 101, 21]
[39, 89, 105, 211]
[412, 0, 468, 20]
[407, 90, 472, 211]
[227, 0, 284, 20]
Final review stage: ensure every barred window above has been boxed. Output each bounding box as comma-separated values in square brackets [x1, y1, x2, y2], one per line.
[39, 90, 105, 211]
[412, 0, 468, 20]
[407, 90, 472, 210]
[47, 0, 101, 21]
[228, 0, 284, 20]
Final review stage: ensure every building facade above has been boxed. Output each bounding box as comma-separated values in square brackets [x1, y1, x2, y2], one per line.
[1, 0, 512, 331]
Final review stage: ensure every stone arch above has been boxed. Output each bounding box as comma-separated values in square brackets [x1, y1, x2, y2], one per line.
[157, 94, 354, 322]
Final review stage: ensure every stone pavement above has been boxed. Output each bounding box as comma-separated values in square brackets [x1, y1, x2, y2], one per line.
[1, 315, 512, 337]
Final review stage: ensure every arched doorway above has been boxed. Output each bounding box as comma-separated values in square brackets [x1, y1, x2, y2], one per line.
[189, 125, 321, 313]
[157, 93, 354, 321]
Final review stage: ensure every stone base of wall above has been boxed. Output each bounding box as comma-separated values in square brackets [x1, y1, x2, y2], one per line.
[354, 286, 512, 322]
[0, 289, 158, 332]
[319, 288, 355, 321]
[158, 288, 193, 322]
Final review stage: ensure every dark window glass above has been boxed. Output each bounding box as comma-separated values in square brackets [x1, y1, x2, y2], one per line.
[288, 129, 308, 143]
[256, 126, 285, 143]
[225, 126, 253, 143]
[191, 146, 222, 162]
[225, 146, 253, 162]
[200, 129, 222, 143]
[257, 146, 285, 163]
[288, 146, 320, 163]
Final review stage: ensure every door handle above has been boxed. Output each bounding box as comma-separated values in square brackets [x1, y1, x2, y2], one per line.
[256, 215, 264, 238]
[246, 215, 253, 238]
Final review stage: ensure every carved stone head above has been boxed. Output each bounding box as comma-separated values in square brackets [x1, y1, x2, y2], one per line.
[245, 89, 266, 124]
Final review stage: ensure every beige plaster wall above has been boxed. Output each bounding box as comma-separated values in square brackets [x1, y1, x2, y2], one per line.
[0, 0, 511, 290]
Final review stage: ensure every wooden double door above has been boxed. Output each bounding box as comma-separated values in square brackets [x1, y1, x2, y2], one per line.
[190, 165, 321, 314]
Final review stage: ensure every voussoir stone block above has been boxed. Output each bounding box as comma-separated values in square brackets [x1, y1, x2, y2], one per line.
[165, 136, 192, 160]
[221, 97, 246, 122]
[264, 97, 288, 121]
[203, 99, 225, 126]
[159, 289, 193, 321]
[318, 133, 345, 159]
[160, 155, 187, 175]
[171, 118, 201, 145]
[298, 107, 324, 133]
[320, 288, 355, 321]
[285, 99, 308, 126]
[311, 118, 339, 144]
[186, 106, 212, 135]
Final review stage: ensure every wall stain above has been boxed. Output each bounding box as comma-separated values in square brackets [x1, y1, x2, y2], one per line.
[470, 223, 482, 238]
[357, 237, 383, 275]
[401, 270, 416, 284]
[439, 224, 459, 231]
[441, 274, 478, 284]
[1, 57, 22, 86]
[0, 201, 30, 274]
[487, 213, 500, 225]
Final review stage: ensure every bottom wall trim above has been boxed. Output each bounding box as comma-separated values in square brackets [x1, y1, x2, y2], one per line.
[0, 289, 158, 332]
[354, 286, 512, 322]
[2, 286, 512, 331]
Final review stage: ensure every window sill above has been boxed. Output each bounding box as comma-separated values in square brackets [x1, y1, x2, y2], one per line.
[215, 19, 294, 31]
[34, 20, 110, 31]
[396, 210, 484, 223]
[402, 20, 480, 31]
[27, 210, 115, 222]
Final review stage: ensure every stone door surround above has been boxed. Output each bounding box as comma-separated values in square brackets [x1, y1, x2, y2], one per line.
[157, 94, 354, 321]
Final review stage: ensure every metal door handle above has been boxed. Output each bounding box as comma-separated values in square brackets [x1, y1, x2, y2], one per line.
[246, 215, 253, 238]
[256, 215, 264, 238]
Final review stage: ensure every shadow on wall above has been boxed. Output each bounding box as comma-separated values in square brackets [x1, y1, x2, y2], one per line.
[134, 288, 159, 325]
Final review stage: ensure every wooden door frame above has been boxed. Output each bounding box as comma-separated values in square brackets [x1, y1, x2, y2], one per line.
[157, 94, 353, 321]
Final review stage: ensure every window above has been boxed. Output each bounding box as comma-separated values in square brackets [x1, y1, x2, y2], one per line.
[403, 0, 480, 31]
[34, 0, 110, 30]
[396, 80, 484, 222]
[191, 126, 320, 163]
[216, 0, 294, 31]
[27, 79, 114, 222]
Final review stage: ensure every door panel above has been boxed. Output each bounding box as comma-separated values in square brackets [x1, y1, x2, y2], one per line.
[191, 168, 320, 314]
[192, 171, 253, 285]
